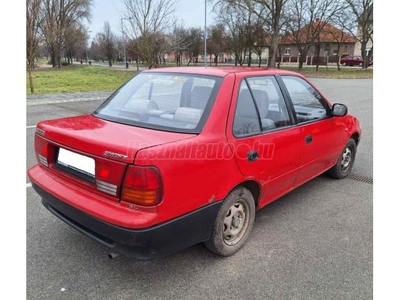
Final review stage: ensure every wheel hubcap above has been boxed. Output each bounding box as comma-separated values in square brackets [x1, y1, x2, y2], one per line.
[223, 200, 249, 246]
[341, 147, 352, 172]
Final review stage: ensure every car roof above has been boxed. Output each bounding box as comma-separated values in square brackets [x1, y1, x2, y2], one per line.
[143, 66, 302, 77]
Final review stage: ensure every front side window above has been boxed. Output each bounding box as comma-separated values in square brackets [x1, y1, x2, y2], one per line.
[94, 73, 221, 133]
[281, 76, 328, 123]
[233, 76, 291, 137]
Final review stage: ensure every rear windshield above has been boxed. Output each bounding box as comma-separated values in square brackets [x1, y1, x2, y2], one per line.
[93, 72, 222, 133]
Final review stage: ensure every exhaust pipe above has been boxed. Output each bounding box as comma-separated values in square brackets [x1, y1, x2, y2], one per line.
[108, 252, 120, 260]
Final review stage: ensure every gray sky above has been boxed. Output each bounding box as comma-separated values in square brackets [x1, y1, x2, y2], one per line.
[87, 0, 216, 41]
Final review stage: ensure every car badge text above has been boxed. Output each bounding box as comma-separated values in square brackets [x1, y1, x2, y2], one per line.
[104, 151, 128, 160]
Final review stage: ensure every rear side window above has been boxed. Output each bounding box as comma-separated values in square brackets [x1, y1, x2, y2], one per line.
[233, 76, 291, 137]
[94, 73, 222, 133]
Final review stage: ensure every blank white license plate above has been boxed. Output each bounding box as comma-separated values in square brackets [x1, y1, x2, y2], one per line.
[57, 148, 95, 177]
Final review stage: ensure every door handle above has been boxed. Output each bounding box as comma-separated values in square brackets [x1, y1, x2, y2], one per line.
[305, 135, 313, 144]
[247, 150, 259, 162]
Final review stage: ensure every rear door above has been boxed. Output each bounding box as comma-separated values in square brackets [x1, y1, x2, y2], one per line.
[226, 75, 302, 207]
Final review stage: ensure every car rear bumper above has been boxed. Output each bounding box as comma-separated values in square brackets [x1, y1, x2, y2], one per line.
[31, 181, 222, 260]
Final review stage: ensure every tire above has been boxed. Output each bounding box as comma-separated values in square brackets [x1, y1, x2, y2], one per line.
[327, 139, 357, 179]
[205, 187, 256, 256]
[343, 62, 347, 66]
[359, 62, 363, 67]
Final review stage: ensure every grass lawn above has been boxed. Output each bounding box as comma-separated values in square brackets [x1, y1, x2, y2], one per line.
[27, 65, 137, 94]
[26, 63, 372, 95]
[279, 65, 373, 79]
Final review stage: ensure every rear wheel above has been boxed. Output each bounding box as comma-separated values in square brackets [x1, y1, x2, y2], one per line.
[205, 187, 255, 256]
[343, 62, 347, 66]
[327, 139, 357, 179]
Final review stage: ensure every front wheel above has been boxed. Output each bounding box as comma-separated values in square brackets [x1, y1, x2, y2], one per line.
[327, 139, 357, 179]
[205, 187, 255, 256]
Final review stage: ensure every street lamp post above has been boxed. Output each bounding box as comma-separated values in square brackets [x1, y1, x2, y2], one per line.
[204, 0, 207, 67]
[121, 17, 132, 70]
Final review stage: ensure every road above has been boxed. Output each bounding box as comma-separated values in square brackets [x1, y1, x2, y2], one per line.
[26, 78, 373, 300]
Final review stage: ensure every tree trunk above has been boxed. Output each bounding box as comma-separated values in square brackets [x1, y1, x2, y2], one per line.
[315, 43, 320, 72]
[268, 32, 280, 68]
[361, 41, 368, 69]
[336, 46, 341, 71]
[27, 61, 35, 94]
[298, 54, 305, 70]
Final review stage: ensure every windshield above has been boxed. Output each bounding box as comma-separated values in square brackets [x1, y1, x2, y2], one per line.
[93, 72, 222, 133]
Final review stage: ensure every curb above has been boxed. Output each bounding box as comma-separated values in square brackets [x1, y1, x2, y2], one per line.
[26, 91, 114, 106]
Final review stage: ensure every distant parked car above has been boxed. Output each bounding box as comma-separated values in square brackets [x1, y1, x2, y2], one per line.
[340, 55, 372, 66]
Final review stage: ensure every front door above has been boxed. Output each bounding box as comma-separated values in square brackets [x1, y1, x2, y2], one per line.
[280, 75, 340, 186]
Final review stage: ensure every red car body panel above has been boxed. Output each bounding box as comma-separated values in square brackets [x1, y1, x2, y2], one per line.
[38, 114, 195, 163]
[28, 67, 361, 259]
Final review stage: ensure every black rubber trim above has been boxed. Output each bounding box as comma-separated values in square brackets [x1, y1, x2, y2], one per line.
[32, 182, 222, 260]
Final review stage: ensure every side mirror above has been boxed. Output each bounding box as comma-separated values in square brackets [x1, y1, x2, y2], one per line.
[331, 103, 348, 117]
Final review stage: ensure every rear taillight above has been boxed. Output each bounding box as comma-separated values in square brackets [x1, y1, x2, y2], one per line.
[95, 163, 120, 197]
[121, 166, 163, 206]
[35, 135, 49, 167]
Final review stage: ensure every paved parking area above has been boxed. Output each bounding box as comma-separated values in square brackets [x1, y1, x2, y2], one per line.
[25, 78, 373, 300]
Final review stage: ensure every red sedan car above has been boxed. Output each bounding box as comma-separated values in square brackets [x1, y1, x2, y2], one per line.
[28, 67, 361, 260]
[340, 55, 372, 66]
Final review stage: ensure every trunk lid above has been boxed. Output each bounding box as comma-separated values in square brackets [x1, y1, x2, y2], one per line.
[37, 114, 195, 163]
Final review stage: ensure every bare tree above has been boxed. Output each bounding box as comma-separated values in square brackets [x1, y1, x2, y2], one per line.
[185, 27, 203, 66]
[215, 1, 266, 66]
[215, 4, 247, 66]
[123, 0, 177, 69]
[27, 0, 43, 93]
[170, 23, 192, 66]
[252, 16, 269, 66]
[283, 0, 340, 70]
[328, 8, 355, 71]
[96, 22, 118, 67]
[89, 41, 102, 62]
[40, 0, 92, 68]
[64, 23, 88, 64]
[251, 0, 288, 67]
[207, 24, 227, 66]
[344, 0, 373, 69]
[215, 0, 287, 67]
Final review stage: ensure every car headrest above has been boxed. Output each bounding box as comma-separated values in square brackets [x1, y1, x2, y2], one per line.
[237, 89, 269, 118]
[127, 99, 159, 114]
[251, 89, 269, 118]
[190, 86, 213, 109]
[174, 107, 203, 125]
